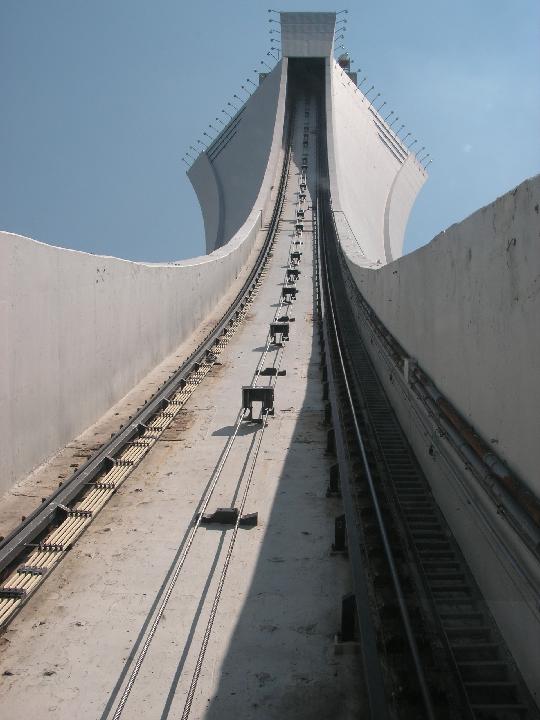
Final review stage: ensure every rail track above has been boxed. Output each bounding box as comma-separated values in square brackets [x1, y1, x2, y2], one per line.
[314, 88, 539, 719]
[0, 105, 295, 632]
[97, 97, 316, 719]
[1, 63, 537, 720]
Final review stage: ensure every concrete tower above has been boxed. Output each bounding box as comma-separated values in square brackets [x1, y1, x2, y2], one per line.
[1, 10, 539, 717]
[189, 11, 427, 265]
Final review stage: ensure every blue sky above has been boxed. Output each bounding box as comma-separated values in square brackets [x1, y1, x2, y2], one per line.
[1, 1, 539, 262]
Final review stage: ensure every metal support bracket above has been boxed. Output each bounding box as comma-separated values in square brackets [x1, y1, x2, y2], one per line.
[286, 268, 300, 281]
[290, 251, 302, 265]
[332, 514, 348, 553]
[260, 368, 286, 377]
[340, 593, 357, 642]
[270, 321, 290, 344]
[403, 356, 417, 385]
[327, 464, 341, 497]
[242, 386, 274, 420]
[17, 565, 48, 576]
[281, 286, 298, 302]
[0, 587, 27, 599]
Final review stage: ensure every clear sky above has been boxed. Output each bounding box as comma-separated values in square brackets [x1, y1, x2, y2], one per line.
[1, 0, 539, 262]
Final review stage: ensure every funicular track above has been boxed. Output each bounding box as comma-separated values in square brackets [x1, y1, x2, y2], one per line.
[99, 90, 316, 719]
[0, 105, 295, 633]
[2, 58, 538, 720]
[1, 77, 322, 719]
[314, 88, 539, 719]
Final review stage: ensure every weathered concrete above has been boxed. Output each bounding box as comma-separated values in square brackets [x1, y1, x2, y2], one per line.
[323, 32, 539, 697]
[0, 114, 363, 718]
[342, 175, 540, 493]
[0, 50, 291, 497]
[0, 196, 276, 496]
[0, 219, 271, 541]
[334, 177, 540, 701]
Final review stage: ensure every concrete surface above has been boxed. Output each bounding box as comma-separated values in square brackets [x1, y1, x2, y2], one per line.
[0, 107, 363, 720]
[280, 12, 336, 59]
[0, 138, 286, 495]
[326, 58, 427, 265]
[188, 60, 287, 253]
[0, 218, 272, 542]
[342, 174, 540, 493]
[335, 177, 540, 701]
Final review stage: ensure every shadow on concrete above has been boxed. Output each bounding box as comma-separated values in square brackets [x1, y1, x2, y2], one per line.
[159, 130, 363, 715]
[212, 424, 261, 437]
[201, 241, 362, 718]
[201, 347, 361, 719]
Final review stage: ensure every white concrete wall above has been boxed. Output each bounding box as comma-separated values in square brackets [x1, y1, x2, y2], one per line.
[325, 53, 540, 697]
[335, 175, 540, 700]
[342, 174, 540, 494]
[0, 216, 262, 494]
[326, 59, 427, 265]
[0, 56, 288, 494]
[188, 60, 287, 253]
[325, 50, 538, 490]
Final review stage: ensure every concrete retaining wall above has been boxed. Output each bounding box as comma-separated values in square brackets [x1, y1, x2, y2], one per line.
[343, 175, 540, 493]
[333, 175, 540, 699]
[0, 224, 248, 493]
[325, 49, 538, 491]
[0, 63, 287, 494]
[326, 57, 539, 693]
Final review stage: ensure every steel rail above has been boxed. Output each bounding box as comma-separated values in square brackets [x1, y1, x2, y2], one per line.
[315, 200, 389, 718]
[329, 211, 540, 553]
[0, 119, 294, 579]
[310, 93, 389, 718]
[325, 231, 540, 718]
[181, 291, 288, 718]
[314, 91, 436, 716]
[108, 404, 247, 720]
[181, 112, 301, 720]
[181, 405, 273, 720]
[103, 115, 297, 719]
[106, 279, 289, 719]
[318, 202, 436, 719]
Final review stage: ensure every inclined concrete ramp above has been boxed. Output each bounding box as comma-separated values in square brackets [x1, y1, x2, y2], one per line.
[0, 103, 363, 720]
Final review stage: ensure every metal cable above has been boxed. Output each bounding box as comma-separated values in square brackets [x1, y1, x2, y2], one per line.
[108, 121, 296, 720]
[180, 409, 269, 719]
[109, 405, 246, 720]
[173, 281, 287, 719]
[180, 126, 297, 720]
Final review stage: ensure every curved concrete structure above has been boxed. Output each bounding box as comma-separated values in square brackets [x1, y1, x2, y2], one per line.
[0, 71, 287, 494]
[326, 58, 427, 265]
[1, 10, 539, 714]
[0, 229, 252, 493]
[188, 61, 288, 253]
[336, 175, 540, 495]
[334, 176, 540, 700]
